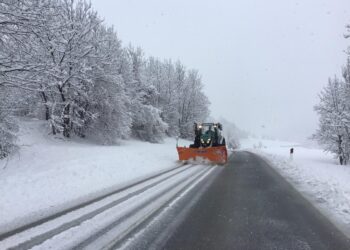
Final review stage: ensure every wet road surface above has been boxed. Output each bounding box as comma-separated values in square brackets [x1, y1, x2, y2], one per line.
[159, 151, 350, 250]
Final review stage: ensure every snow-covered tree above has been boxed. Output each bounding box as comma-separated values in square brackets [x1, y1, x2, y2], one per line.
[177, 70, 210, 138]
[1, 0, 132, 141]
[0, 88, 18, 159]
[314, 24, 350, 164]
[313, 77, 348, 164]
[144, 59, 210, 138]
[83, 27, 132, 143]
[219, 118, 248, 149]
[0, 0, 211, 153]
[126, 46, 167, 142]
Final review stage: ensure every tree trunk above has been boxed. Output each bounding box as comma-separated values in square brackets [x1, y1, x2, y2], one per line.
[40, 91, 50, 120]
[63, 103, 70, 138]
[57, 86, 70, 138]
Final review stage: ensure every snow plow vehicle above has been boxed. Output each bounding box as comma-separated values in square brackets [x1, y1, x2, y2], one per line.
[177, 123, 228, 164]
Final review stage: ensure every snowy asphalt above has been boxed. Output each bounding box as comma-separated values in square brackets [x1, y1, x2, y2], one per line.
[156, 151, 350, 250]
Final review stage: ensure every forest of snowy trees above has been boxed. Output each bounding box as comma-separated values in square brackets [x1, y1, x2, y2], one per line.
[313, 25, 350, 165]
[0, 0, 210, 158]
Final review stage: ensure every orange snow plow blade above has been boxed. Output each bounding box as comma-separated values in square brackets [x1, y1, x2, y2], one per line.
[177, 146, 228, 165]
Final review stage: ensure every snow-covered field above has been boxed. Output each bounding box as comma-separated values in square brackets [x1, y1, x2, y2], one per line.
[0, 119, 186, 233]
[241, 138, 350, 236]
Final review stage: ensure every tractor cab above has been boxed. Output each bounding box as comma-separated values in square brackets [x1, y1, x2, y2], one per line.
[193, 123, 226, 148]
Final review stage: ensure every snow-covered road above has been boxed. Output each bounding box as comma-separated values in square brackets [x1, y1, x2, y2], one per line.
[0, 164, 217, 250]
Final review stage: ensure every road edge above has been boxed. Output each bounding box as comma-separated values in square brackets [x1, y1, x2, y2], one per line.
[244, 150, 350, 240]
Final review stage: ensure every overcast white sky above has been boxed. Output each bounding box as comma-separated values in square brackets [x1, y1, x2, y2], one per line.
[90, 0, 349, 141]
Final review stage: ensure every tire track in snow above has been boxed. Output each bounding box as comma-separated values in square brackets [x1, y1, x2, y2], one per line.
[74, 166, 214, 250]
[0, 165, 215, 249]
[1, 164, 199, 249]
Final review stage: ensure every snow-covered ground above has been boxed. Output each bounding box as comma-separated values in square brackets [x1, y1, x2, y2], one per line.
[241, 138, 350, 236]
[0, 119, 186, 234]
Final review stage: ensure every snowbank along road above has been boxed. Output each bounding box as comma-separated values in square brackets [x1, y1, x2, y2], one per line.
[1, 151, 350, 249]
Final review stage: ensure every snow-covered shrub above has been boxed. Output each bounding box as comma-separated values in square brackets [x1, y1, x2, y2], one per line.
[131, 105, 168, 143]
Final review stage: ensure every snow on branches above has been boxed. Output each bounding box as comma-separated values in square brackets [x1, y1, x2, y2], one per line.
[0, 0, 210, 150]
[0, 89, 18, 159]
[314, 29, 350, 164]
